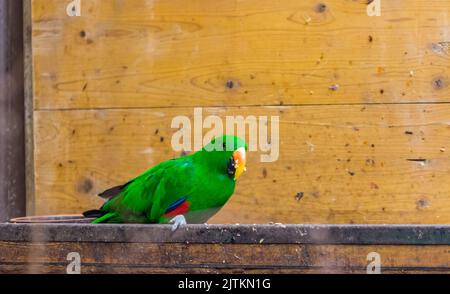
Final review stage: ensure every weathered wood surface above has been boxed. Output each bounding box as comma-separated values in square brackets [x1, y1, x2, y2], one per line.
[31, 0, 450, 109]
[0, 0, 26, 222]
[1, 224, 449, 244]
[29, 0, 450, 224]
[0, 224, 449, 274]
[1, 243, 449, 274]
[34, 105, 450, 224]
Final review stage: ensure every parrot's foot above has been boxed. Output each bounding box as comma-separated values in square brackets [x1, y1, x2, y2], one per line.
[169, 215, 187, 231]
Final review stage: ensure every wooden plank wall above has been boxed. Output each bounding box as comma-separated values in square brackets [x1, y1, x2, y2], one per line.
[30, 0, 450, 224]
[0, 0, 26, 222]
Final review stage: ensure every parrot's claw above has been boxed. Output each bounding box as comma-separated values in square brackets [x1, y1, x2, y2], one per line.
[169, 215, 187, 231]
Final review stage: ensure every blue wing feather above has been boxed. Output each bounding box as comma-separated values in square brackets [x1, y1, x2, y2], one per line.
[165, 196, 188, 214]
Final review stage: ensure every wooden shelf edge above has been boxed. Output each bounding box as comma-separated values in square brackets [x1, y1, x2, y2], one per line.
[0, 224, 449, 245]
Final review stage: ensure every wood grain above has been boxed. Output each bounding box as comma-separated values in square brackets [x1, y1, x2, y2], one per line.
[33, 105, 450, 224]
[0, 241, 448, 273]
[31, 0, 450, 109]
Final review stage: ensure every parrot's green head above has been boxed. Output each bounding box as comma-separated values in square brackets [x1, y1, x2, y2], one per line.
[200, 135, 248, 181]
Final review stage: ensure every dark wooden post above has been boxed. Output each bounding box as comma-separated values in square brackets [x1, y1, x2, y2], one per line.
[0, 0, 26, 222]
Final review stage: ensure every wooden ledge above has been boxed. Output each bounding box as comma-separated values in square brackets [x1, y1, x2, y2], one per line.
[1, 224, 449, 273]
[0, 224, 449, 245]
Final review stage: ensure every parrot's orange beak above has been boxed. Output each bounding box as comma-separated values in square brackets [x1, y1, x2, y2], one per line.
[233, 147, 247, 180]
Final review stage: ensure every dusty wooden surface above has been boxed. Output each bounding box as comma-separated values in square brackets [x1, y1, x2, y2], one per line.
[29, 0, 450, 224]
[2, 224, 450, 244]
[0, 0, 26, 222]
[0, 224, 449, 274]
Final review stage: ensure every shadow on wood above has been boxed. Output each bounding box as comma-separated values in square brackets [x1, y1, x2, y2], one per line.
[0, 0, 26, 222]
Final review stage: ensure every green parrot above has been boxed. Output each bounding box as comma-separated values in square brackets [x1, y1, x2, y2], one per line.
[83, 135, 247, 230]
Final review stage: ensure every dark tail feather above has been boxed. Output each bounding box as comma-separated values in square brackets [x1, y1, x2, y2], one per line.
[98, 180, 133, 199]
[98, 185, 124, 199]
[83, 209, 106, 218]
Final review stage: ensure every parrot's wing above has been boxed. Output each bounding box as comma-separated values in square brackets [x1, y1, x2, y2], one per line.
[100, 157, 197, 223]
[146, 159, 198, 222]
